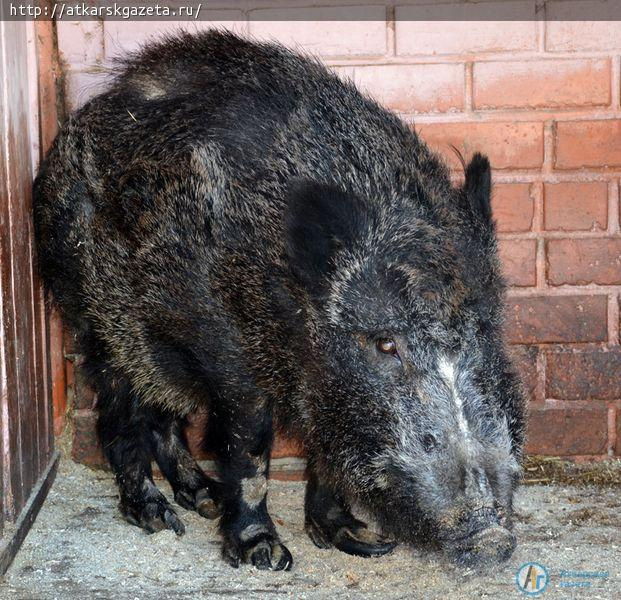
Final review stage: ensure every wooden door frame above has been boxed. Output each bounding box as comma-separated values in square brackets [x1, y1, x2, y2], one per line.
[0, 11, 63, 575]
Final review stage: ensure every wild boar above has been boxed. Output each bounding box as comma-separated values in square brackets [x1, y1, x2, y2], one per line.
[34, 30, 525, 571]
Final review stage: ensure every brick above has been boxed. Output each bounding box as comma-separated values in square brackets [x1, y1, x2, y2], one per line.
[418, 122, 543, 170]
[64, 69, 107, 112]
[499, 239, 537, 287]
[555, 120, 621, 169]
[506, 295, 607, 344]
[185, 411, 304, 461]
[185, 410, 209, 458]
[272, 435, 305, 459]
[544, 182, 608, 232]
[473, 59, 610, 109]
[546, 348, 621, 400]
[249, 6, 387, 58]
[547, 239, 621, 285]
[269, 470, 306, 482]
[526, 406, 608, 455]
[546, 5, 621, 52]
[72, 409, 105, 467]
[509, 345, 539, 400]
[616, 409, 621, 455]
[352, 63, 464, 114]
[71, 406, 306, 468]
[104, 14, 246, 58]
[73, 363, 96, 410]
[492, 184, 533, 233]
[329, 65, 356, 83]
[56, 19, 104, 69]
[64, 327, 77, 354]
[395, 2, 536, 56]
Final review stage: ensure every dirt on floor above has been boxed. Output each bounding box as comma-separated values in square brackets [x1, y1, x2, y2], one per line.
[0, 459, 619, 600]
[522, 456, 621, 487]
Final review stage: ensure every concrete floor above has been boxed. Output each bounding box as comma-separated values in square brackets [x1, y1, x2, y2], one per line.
[0, 459, 619, 599]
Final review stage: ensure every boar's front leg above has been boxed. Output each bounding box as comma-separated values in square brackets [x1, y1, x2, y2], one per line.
[212, 404, 292, 571]
[305, 472, 397, 557]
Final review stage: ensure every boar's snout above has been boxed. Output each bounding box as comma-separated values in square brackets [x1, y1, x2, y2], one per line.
[466, 506, 499, 536]
[442, 508, 516, 567]
[450, 526, 517, 568]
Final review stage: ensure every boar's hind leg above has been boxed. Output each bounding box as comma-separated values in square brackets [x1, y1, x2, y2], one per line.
[96, 378, 185, 536]
[211, 408, 292, 571]
[151, 416, 222, 519]
[304, 473, 397, 557]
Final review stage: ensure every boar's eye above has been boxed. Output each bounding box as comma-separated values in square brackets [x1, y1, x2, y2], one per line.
[376, 338, 398, 355]
[422, 433, 438, 453]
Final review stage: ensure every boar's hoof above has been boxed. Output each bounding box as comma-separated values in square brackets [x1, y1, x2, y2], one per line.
[222, 534, 293, 571]
[306, 517, 397, 558]
[334, 525, 397, 558]
[174, 487, 222, 519]
[120, 497, 185, 536]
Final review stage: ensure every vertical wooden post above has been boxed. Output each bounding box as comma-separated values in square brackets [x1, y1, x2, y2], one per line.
[0, 9, 60, 575]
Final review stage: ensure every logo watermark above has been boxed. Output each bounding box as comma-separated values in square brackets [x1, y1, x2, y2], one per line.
[516, 562, 549, 596]
[516, 563, 611, 595]
[7, 2, 204, 20]
[559, 569, 610, 589]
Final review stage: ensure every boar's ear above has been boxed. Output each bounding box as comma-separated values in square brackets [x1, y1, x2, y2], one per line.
[463, 152, 492, 224]
[284, 181, 367, 296]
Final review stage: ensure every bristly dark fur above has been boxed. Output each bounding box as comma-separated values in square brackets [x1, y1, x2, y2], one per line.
[34, 30, 525, 570]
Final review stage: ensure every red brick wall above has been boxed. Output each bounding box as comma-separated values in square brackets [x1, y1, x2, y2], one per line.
[56, 11, 621, 461]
